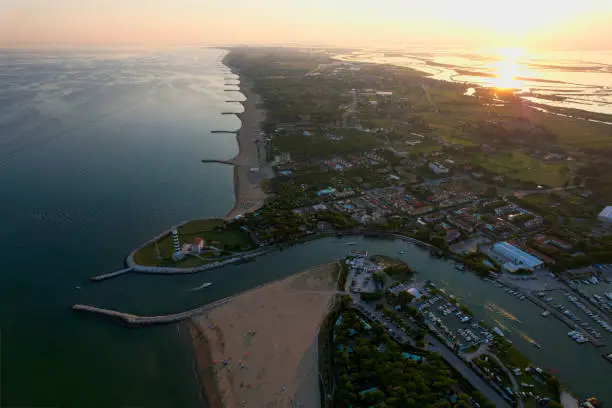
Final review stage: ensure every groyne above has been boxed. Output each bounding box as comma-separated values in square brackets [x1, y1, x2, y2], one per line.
[72, 297, 231, 326]
[90, 268, 132, 282]
[201, 159, 233, 166]
[211, 130, 238, 134]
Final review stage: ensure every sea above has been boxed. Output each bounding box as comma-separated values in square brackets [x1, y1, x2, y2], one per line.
[0, 47, 240, 407]
[1, 47, 611, 407]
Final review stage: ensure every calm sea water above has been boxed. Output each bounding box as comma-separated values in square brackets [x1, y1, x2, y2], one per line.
[1, 47, 609, 407]
[0, 47, 239, 407]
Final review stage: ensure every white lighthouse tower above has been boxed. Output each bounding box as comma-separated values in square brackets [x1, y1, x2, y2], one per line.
[171, 229, 185, 261]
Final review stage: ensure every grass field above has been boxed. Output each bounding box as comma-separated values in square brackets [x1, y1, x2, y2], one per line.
[522, 192, 597, 218]
[471, 151, 570, 188]
[406, 142, 442, 154]
[132, 219, 255, 267]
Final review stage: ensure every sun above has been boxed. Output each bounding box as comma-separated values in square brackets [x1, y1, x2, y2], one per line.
[488, 47, 525, 90]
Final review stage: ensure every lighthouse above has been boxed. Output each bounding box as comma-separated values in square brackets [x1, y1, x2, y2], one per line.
[171, 229, 184, 261]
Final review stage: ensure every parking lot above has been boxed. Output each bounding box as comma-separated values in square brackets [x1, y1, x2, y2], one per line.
[355, 302, 412, 345]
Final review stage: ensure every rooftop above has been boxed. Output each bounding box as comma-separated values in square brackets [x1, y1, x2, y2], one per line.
[493, 241, 544, 269]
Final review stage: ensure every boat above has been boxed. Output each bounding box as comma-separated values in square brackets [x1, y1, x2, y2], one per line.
[187, 282, 213, 291]
[541, 311, 550, 317]
[346, 242, 356, 246]
[350, 249, 368, 257]
[568, 331, 587, 344]
[399, 250, 405, 254]
[603, 353, 612, 364]
[75, 286, 81, 290]
[455, 263, 465, 271]
[533, 342, 542, 349]
[493, 327, 505, 337]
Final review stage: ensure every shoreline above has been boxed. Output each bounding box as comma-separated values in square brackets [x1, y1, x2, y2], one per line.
[220, 56, 272, 220]
[187, 262, 338, 408]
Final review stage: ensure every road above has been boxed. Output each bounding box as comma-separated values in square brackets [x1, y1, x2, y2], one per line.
[425, 335, 513, 408]
[485, 352, 523, 408]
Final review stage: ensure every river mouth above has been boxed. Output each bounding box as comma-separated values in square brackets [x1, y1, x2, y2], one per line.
[78, 235, 612, 404]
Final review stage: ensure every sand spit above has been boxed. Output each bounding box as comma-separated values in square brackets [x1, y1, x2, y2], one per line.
[190, 262, 339, 408]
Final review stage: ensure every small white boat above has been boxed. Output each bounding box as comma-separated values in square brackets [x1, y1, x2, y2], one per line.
[187, 282, 213, 291]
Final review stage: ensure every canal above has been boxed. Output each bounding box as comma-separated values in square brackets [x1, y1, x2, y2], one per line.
[80, 235, 611, 404]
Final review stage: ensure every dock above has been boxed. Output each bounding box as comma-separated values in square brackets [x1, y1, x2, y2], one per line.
[90, 268, 132, 282]
[72, 297, 231, 326]
[221, 112, 240, 115]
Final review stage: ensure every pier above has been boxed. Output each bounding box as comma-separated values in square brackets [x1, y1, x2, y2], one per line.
[90, 267, 132, 282]
[72, 297, 231, 326]
[221, 112, 240, 115]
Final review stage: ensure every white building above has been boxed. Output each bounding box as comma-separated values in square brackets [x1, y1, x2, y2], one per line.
[599, 206, 612, 223]
[192, 237, 205, 254]
[492, 242, 544, 272]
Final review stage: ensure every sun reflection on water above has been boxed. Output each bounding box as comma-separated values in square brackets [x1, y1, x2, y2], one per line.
[488, 47, 528, 90]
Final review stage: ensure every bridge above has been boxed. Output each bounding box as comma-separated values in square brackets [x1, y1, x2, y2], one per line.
[72, 297, 230, 326]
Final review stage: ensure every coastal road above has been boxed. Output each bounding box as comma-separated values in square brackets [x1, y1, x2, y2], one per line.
[425, 335, 512, 408]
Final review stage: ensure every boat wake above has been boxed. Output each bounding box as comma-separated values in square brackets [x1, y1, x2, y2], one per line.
[486, 302, 522, 323]
[186, 282, 212, 291]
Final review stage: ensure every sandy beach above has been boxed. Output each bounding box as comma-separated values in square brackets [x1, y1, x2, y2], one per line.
[189, 262, 339, 408]
[223, 70, 273, 220]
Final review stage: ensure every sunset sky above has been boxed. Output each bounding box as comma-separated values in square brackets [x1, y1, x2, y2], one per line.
[1, 0, 611, 49]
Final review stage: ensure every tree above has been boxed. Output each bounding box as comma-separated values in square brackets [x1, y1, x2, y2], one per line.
[398, 290, 415, 308]
[340, 295, 353, 309]
[485, 186, 498, 198]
